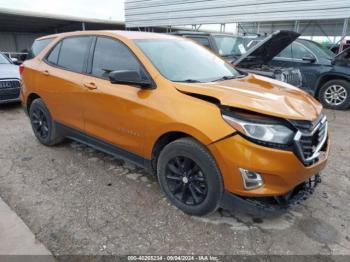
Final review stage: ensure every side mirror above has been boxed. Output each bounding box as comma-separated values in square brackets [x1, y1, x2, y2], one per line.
[109, 70, 153, 89]
[302, 55, 316, 63]
[11, 57, 19, 64]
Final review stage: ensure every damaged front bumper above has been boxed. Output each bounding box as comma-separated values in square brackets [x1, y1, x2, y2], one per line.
[220, 174, 322, 215]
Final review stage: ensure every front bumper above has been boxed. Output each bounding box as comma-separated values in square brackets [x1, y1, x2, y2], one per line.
[209, 134, 329, 197]
[220, 174, 321, 215]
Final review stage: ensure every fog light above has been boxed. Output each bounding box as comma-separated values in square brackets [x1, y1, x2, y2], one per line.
[239, 168, 264, 190]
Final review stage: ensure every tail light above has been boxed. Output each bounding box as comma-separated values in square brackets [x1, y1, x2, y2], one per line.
[19, 64, 25, 76]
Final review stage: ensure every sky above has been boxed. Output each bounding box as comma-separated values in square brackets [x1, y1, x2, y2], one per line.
[0, 0, 125, 22]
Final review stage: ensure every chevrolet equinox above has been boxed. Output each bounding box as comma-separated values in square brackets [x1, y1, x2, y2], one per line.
[21, 31, 330, 216]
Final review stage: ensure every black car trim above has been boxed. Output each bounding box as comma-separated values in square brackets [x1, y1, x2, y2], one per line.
[55, 122, 151, 169]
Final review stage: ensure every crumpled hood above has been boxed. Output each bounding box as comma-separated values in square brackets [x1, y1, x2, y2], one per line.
[175, 74, 322, 121]
[0, 64, 20, 79]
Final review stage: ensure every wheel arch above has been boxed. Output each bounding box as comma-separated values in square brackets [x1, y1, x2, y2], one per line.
[26, 93, 41, 113]
[149, 129, 214, 175]
[315, 73, 350, 97]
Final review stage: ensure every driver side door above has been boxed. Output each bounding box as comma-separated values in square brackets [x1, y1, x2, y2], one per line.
[81, 36, 153, 159]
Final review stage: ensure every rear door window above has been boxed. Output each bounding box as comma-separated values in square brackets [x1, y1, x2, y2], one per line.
[57, 37, 92, 73]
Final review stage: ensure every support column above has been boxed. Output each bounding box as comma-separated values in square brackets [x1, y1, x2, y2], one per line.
[82, 22, 86, 31]
[340, 18, 348, 52]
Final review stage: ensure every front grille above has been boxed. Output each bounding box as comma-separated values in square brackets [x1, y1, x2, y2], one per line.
[0, 80, 21, 101]
[292, 116, 328, 166]
[0, 79, 21, 89]
[283, 69, 302, 87]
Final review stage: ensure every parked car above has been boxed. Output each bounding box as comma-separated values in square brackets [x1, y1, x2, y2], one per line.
[172, 30, 303, 88]
[246, 37, 350, 110]
[21, 31, 329, 216]
[0, 53, 21, 104]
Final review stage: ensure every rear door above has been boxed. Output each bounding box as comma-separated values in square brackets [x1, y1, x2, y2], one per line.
[35, 36, 93, 131]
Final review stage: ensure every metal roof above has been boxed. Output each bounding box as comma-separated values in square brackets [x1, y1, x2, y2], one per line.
[0, 7, 124, 33]
[125, 0, 350, 27]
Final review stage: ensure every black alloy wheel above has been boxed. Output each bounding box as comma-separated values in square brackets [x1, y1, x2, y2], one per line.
[165, 156, 208, 206]
[157, 137, 223, 216]
[29, 98, 63, 146]
[31, 107, 49, 140]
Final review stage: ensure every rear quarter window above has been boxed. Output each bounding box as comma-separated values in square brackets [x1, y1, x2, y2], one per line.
[29, 38, 54, 58]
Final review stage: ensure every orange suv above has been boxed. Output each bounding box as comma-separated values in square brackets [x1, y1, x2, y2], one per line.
[21, 31, 329, 216]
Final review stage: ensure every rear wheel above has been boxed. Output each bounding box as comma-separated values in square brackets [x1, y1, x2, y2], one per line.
[29, 99, 63, 146]
[318, 79, 350, 110]
[157, 137, 223, 216]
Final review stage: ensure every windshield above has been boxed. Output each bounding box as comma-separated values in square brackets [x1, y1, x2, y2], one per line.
[136, 39, 240, 82]
[0, 54, 10, 64]
[302, 40, 335, 59]
[213, 36, 246, 57]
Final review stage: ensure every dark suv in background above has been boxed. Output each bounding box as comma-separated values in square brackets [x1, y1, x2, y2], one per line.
[173, 31, 303, 88]
[246, 37, 350, 110]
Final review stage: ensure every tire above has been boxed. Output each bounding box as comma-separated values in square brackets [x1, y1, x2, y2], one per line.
[318, 79, 350, 110]
[29, 99, 63, 146]
[157, 137, 223, 216]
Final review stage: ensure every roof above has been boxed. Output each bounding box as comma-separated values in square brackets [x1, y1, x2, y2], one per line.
[37, 30, 180, 40]
[0, 7, 124, 33]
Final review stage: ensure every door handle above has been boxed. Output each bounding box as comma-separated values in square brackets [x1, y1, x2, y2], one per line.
[84, 82, 97, 90]
[42, 70, 50, 76]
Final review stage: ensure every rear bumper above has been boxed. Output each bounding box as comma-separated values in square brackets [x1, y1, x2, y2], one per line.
[209, 134, 329, 197]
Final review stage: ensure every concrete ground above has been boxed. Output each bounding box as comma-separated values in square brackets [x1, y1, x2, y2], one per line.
[0, 103, 349, 256]
[0, 196, 52, 256]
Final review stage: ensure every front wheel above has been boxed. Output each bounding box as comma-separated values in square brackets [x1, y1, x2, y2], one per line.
[318, 80, 350, 110]
[157, 137, 223, 216]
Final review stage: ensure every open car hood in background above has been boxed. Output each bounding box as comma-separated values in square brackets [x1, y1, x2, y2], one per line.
[232, 30, 301, 66]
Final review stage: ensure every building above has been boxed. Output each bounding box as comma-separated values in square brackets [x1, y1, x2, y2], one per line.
[0, 7, 124, 58]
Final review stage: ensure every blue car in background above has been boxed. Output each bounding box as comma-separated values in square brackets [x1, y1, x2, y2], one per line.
[247, 37, 350, 110]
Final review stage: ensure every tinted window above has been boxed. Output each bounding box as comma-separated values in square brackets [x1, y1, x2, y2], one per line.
[291, 43, 313, 59]
[277, 45, 292, 58]
[92, 37, 143, 79]
[278, 43, 313, 59]
[47, 42, 62, 64]
[30, 38, 54, 58]
[188, 37, 211, 49]
[57, 37, 92, 73]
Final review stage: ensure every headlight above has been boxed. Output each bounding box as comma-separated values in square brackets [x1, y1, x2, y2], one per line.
[222, 114, 295, 145]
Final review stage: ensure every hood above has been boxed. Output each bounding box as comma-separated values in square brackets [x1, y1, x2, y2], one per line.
[175, 74, 322, 121]
[233, 30, 300, 66]
[0, 64, 20, 79]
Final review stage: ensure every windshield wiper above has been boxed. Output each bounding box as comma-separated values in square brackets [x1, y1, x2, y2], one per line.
[212, 75, 237, 82]
[176, 79, 202, 83]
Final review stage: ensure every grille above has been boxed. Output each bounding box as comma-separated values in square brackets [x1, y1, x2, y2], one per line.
[293, 116, 328, 165]
[283, 69, 302, 87]
[0, 87, 20, 101]
[0, 79, 21, 89]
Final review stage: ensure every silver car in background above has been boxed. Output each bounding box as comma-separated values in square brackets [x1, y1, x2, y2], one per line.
[0, 53, 21, 104]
